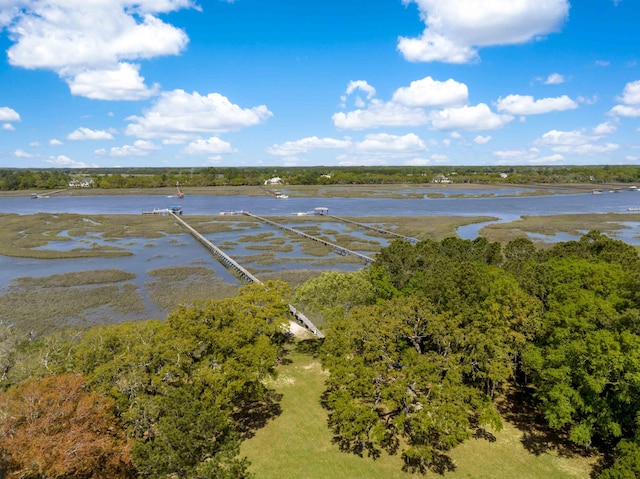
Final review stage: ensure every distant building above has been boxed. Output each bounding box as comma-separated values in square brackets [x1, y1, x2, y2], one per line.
[68, 178, 94, 188]
[433, 175, 452, 184]
[500, 173, 508, 179]
[264, 177, 283, 185]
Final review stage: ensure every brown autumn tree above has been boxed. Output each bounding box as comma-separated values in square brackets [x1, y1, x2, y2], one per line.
[0, 374, 135, 479]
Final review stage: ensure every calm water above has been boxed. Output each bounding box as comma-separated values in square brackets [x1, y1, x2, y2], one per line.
[2, 189, 639, 217]
[2, 189, 639, 322]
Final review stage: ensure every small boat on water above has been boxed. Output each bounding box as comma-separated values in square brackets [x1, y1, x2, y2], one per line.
[275, 194, 289, 199]
[592, 189, 603, 195]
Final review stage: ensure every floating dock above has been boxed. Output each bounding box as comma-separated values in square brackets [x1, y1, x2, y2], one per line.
[169, 212, 324, 338]
[242, 211, 373, 264]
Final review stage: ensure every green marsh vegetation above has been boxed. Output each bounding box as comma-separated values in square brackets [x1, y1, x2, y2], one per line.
[0, 270, 145, 336]
[481, 213, 640, 245]
[144, 266, 238, 310]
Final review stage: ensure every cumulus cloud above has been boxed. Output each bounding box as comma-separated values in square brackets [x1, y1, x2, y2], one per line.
[474, 135, 492, 144]
[267, 137, 351, 156]
[14, 149, 33, 158]
[66, 63, 160, 100]
[0, 106, 20, 122]
[609, 80, 640, 117]
[536, 129, 619, 155]
[593, 121, 617, 135]
[67, 127, 115, 141]
[183, 137, 234, 155]
[45, 154, 96, 168]
[544, 73, 565, 84]
[108, 140, 160, 157]
[398, 0, 569, 63]
[496, 94, 578, 115]
[333, 100, 428, 130]
[345, 80, 376, 99]
[2, 0, 194, 100]
[2, 123, 15, 131]
[125, 89, 272, 141]
[429, 103, 513, 131]
[391, 76, 468, 107]
[355, 133, 427, 152]
[49, 139, 63, 146]
[493, 148, 566, 164]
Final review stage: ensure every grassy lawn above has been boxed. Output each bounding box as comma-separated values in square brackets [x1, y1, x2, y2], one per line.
[241, 348, 595, 479]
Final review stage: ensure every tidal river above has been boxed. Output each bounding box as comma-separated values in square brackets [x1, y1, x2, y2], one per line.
[1, 188, 639, 217]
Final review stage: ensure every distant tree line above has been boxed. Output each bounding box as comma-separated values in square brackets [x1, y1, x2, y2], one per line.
[3, 165, 640, 191]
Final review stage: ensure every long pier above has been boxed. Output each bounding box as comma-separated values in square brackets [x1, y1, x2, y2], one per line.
[327, 214, 419, 244]
[171, 212, 261, 283]
[170, 212, 324, 338]
[242, 211, 374, 264]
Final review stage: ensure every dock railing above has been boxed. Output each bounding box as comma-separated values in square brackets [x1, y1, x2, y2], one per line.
[170, 212, 324, 338]
[243, 211, 373, 264]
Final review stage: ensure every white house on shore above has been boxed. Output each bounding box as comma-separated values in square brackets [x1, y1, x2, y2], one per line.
[68, 178, 94, 188]
[432, 175, 452, 184]
[264, 177, 283, 185]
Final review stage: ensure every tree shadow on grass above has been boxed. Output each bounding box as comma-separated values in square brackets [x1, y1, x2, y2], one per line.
[233, 392, 284, 440]
[294, 337, 324, 357]
[401, 452, 456, 476]
[496, 386, 594, 460]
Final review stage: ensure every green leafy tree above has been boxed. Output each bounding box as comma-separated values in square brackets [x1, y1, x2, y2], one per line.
[321, 296, 502, 473]
[70, 281, 290, 477]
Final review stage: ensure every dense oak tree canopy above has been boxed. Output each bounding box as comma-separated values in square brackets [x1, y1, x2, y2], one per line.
[304, 232, 640, 475]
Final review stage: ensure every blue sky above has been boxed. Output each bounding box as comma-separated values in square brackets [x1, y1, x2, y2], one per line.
[0, 0, 639, 168]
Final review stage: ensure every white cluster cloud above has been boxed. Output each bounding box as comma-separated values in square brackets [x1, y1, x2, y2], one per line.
[333, 100, 428, 130]
[67, 64, 160, 101]
[267, 133, 428, 164]
[391, 77, 468, 107]
[398, 0, 570, 63]
[355, 133, 426, 152]
[334, 76, 509, 132]
[430, 104, 512, 131]
[125, 89, 272, 142]
[493, 148, 565, 164]
[14, 149, 33, 158]
[67, 127, 115, 141]
[544, 73, 566, 85]
[609, 80, 640, 117]
[345, 80, 376, 99]
[106, 140, 160, 157]
[536, 128, 619, 155]
[0, 106, 20, 122]
[267, 137, 351, 156]
[183, 137, 235, 155]
[496, 94, 578, 115]
[1, 0, 194, 100]
[474, 135, 492, 144]
[45, 154, 95, 168]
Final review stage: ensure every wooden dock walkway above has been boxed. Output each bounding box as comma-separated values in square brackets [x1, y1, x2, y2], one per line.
[170, 212, 324, 338]
[242, 211, 373, 264]
[327, 214, 418, 244]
